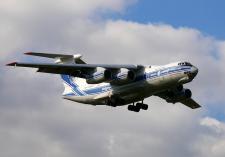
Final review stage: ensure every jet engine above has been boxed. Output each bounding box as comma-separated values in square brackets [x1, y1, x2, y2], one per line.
[86, 67, 112, 84]
[166, 89, 192, 103]
[111, 68, 136, 84]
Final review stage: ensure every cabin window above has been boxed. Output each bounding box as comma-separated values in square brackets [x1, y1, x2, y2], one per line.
[178, 62, 192, 66]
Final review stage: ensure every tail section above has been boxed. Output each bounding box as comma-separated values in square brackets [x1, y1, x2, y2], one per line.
[24, 52, 89, 96]
[56, 53, 89, 97]
[61, 75, 87, 96]
[24, 52, 86, 64]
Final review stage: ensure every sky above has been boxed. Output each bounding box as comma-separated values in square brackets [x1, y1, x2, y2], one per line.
[1, 0, 225, 157]
[118, 0, 225, 39]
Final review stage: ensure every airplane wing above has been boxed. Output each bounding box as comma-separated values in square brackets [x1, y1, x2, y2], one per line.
[155, 91, 201, 109]
[180, 98, 201, 109]
[6, 62, 139, 77]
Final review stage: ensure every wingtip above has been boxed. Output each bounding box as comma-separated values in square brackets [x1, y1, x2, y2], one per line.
[6, 62, 17, 66]
[24, 52, 33, 55]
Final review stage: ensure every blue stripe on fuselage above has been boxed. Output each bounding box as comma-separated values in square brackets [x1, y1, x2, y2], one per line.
[61, 75, 86, 96]
[64, 65, 191, 96]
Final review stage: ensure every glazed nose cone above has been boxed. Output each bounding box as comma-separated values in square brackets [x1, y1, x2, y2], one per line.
[192, 66, 198, 76]
[188, 66, 198, 79]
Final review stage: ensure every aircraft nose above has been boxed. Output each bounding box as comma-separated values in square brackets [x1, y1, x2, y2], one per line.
[192, 66, 198, 75]
[189, 66, 198, 79]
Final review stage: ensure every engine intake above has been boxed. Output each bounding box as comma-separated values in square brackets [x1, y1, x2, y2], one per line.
[86, 68, 137, 84]
[111, 69, 136, 84]
[86, 68, 112, 84]
[166, 89, 192, 103]
[184, 89, 192, 98]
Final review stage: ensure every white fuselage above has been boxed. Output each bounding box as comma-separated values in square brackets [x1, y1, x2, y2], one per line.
[63, 61, 198, 105]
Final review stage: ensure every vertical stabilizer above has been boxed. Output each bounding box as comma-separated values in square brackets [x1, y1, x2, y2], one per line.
[54, 54, 88, 96]
[24, 52, 89, 96]
[61, 75, 87, 96]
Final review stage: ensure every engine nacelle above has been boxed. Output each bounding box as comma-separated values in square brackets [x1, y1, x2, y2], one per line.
[86, 68, 112, 84]
[166, 89, 192, 103]
[111, 69, 136, 84]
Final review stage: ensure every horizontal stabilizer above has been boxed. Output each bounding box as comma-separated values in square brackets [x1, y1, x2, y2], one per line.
[24, 52, 86, 64]
[24, 52, 75, 58]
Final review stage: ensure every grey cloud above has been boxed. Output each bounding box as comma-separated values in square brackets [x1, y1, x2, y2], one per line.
[192, 117, 225, 157]
[0, 0, 136, 61]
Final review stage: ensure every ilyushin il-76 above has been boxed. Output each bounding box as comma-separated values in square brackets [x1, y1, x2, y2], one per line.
[7, 52, 200, 112]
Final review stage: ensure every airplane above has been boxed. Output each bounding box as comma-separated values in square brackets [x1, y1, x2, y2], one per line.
[6, 52, 201, 112]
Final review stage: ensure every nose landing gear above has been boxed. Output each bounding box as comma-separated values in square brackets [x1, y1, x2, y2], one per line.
[127, 101, 148, 112]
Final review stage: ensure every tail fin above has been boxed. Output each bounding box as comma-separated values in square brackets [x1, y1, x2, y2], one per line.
[61, 75, 87, 96]
[24, 52, 88, 96]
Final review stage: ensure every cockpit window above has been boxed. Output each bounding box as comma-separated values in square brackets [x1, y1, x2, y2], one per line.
[178, 62, 192, 66]
[185, 62, 192, 66]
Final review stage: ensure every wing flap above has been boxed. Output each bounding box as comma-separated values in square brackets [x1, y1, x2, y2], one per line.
[180, 98, 201, 109]
[7, 62, 95, 77]
[37, 67, 80, 76]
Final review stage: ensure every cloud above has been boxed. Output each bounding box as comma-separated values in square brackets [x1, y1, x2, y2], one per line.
[0, 0, 135, 16]
[200, 117, 225, 133]
[192, 117, 225, 157]
[1, 0, 225, 157]
[0, 0, 136, 61]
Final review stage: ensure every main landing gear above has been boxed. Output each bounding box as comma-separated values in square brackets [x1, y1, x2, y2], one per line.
[127, 101, 148, 112]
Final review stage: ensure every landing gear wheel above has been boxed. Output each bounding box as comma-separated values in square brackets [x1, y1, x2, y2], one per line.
[136, 103, 142, 108]
[136, 103, 148, 110]
[128, 105, 140, 112]
[141, 104, 148, 110]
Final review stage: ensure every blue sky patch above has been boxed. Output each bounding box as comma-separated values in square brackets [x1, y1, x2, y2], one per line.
[111, 0, 225, 39]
